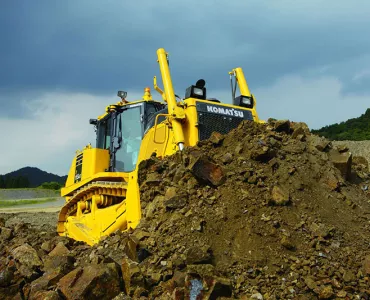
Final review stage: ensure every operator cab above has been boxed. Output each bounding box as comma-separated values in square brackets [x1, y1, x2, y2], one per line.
[92, 90, 165, 173]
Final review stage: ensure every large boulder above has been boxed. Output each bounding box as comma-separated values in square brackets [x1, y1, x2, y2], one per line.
[328, 149, 352, 180]
[11, 244, 43, 279]
[57, 263, 121, 300]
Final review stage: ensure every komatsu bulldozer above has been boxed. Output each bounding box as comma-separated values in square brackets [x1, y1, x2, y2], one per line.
[57, 48, 263, 245]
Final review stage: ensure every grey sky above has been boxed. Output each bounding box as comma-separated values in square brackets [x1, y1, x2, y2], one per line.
[1, 0, 370, 175]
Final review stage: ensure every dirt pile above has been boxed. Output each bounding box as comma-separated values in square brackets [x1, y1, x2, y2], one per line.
[1, 119, 370, 299]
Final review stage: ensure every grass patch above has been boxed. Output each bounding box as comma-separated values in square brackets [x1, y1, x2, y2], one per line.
[0, 188, 60, 200]
[0, 197, 58, 208]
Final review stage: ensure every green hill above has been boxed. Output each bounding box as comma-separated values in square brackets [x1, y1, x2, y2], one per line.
[312, 108, 370, 141]
[0, 167, 67, 189]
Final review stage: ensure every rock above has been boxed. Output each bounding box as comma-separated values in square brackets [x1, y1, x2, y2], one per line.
[28, 290, 61, 300]
[172, 288, 185, 299]
[309, 223, 332, 239]
[274, 120, 291, 133]
[343, 270, 356, 283]
[173, 166, 186, 182]
[191, 219, 205, 232]
[221, 153, 233, 164]
[186, 274, 232, 299]
[362, 255, 370, 275]
[269, 186, 290, 206]
[337, 145, 349, 153]
[250, 292, 263, 299]
[328, 149, 352, 180]
[235, 143, 243, 154]
[247, 175, 258, 184]
[291, 121, 310, 130]
[337, 290, 347, 298]
[172, 270, 186, 287]
[209, 132, 224, 145]
[189, 155, 226, 187]
[164, 187, 187, 210]
[43, 254, 75, 274]
[121, 257, 145, 296]
[144, 195, 164, 218]
[280, 236, 295, 250]
[57, 263, 120, 300]
[304, 276, 318, 290]
[11, 244, 43, 279]
[137, 248, 151, 263]
[353, 156, 369, 172]
[186, 264, 215, 277]
[207, 277, 232, 299]
[49, 242, 70, 257]
[133, 287, 148, 298]
[315, 140, 331, 152]
[185, 246, 212, 265]
[291, 126, 306, 140]
[0, 227, 13, 241]
[291, 122, 310, 134]
[41, 240, 53, 253]
[112, 292, 132, 299]
[14, 222, 28, 234]
[89, 251, 102, 264]
[132, 229, 150, 241]
[0, 269, 14, 287]
[322, 172, 341, 191]
[144, 172, 162, 185]
[250, 145, 276, 162]
[29, 269, 65, 299]
[318, 285, 333, 299]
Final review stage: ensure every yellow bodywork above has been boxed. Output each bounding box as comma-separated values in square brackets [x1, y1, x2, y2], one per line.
[58, 48, 263, 245]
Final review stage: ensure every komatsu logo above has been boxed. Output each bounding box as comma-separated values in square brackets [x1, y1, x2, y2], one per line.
[206, 105, 244, 118]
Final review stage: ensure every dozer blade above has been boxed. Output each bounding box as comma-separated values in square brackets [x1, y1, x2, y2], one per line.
[57, 181, 130, 245]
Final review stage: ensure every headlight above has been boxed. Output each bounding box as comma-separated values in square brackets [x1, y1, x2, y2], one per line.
[117, 90, 127, 99]
[193, 87, 204, 96]
[234, 95, 253, 108]
[241, 97, 251, 106]
[185, 85, 207, 100]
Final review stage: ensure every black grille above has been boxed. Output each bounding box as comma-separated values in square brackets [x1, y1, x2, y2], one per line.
[196, 101, 253, 141]
[197, 112, 243, 140]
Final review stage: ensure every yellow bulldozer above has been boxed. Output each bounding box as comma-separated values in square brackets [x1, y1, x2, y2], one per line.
[57, 48, 263, 245]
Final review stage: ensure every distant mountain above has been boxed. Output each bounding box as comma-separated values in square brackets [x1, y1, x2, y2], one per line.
[0, 167, 67, 188]
[312, 108, 370, 141]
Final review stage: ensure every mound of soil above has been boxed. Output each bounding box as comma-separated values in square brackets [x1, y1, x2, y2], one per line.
[1, 119, 370, 299]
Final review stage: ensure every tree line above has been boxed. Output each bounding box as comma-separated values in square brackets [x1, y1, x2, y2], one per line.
[0, 175, 63, 190]
[312, 108, 370, 141]
[0, 175, 30, 188]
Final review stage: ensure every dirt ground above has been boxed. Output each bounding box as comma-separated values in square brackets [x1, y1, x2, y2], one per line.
[1, 119, 370, 299]
[0, 211, 58, 228]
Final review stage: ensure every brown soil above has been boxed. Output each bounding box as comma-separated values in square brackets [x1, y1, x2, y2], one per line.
[1, 119, 370, 299]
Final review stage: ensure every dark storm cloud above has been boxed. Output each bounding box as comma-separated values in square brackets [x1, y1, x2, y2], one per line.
[1, 0, 370, 116]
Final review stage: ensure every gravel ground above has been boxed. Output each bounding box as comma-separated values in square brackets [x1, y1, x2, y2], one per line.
[0, 211, 58, 229]
[0, 188, 60, 200]
[332, 140, 370, 163]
